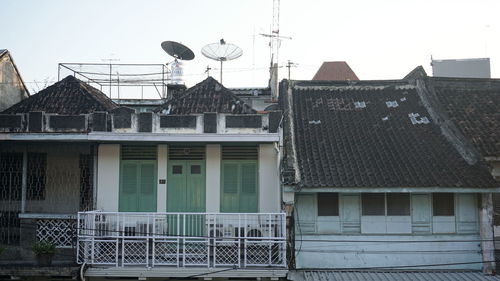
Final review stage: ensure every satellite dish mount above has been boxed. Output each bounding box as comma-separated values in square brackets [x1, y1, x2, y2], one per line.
[161, 41, 195, 87]
[201, 39, 243, 84]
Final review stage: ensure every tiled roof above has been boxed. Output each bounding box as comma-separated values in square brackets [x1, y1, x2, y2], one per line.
[282, 79, 497, 188]
[155, 76, 256, 114]
[430, 77, 500, 157]
[312, 61, 359, 81]
[2, 75, 118, 114]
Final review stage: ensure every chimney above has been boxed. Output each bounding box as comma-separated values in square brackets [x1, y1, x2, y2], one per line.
[269, 62, 278, 100]
[167, 84, 187, 99]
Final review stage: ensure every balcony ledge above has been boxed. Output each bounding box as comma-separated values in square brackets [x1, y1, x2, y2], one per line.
[85, 266, 288, 278]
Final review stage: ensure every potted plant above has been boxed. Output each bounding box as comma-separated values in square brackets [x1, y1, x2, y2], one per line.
[32, 241, 56, 266]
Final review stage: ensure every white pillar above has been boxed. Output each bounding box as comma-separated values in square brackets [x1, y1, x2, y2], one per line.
[96, 144, 120, 211]
[157, 145, 168, 212]
[206, 144, 221, 212]
[259, 144, 280, 213]
[480, 193, 495, 274]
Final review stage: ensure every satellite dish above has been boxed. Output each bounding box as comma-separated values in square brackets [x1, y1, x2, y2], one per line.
[201, 39, 243, 83]
[161, 41, 195, 61]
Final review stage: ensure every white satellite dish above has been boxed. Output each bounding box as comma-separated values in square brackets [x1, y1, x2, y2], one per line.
[201, 39, 243, 84]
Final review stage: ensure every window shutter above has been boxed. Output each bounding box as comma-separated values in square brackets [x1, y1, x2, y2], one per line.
[241, 163, 257, 194]
[223, 164, 238, 193]
[122, 163, 138, 194]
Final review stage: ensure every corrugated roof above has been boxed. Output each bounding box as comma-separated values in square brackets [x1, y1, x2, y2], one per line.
[294, 270, 500, 281]
[155, 76, 255, 114]
[281, 79, 497, 188]
[2, 75, 118, 114]
[313, 61, 359, 81]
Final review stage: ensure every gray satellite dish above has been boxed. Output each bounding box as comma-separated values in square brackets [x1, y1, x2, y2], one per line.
[201, 39, 243, 83]
[161, 41, 195, 61]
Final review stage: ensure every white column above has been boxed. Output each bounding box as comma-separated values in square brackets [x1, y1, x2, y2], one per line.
[206, 144, 221, 212]
[157, 145, 168, 212]
[480, 193, 495, 274]
[259, 144, 280, 212]
[96, 144, 120, 211]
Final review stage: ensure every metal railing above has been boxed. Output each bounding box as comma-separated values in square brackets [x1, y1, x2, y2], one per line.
[77, 211, 286, 268]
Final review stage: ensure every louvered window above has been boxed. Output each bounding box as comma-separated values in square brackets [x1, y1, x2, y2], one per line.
[121, 145, 157, 160]
[221, 146, 258, 160]
[221, 146, 258, 213]
[169, 146, 205, 160]
[119, 145, 157, 212]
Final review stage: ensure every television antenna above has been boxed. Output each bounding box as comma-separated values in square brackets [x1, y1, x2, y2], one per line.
[201, 39, 243, 84]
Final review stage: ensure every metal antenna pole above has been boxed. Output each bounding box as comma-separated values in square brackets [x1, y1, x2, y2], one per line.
[220, 60, 223, 84]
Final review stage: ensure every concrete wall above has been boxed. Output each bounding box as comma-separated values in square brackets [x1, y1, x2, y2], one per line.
[259, 144, 280, 212]
[295, 192, 481, 269]
[206, 144, 221, 212]
[96, 144, 120, 211]
[0, 53, 28, 112]
[432, 58, 491, 78]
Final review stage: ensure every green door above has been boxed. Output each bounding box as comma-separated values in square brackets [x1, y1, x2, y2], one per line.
[167, 160, 206, 212]
[119, 160, 157, 212]
[167, 160, 206, 236]
[221, 161, 258, 213]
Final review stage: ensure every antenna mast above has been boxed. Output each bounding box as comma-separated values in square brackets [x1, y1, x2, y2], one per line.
[260, 0, 291, 99]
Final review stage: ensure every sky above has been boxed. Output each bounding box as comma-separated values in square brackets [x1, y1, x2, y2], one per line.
[2, 0, 500, 97]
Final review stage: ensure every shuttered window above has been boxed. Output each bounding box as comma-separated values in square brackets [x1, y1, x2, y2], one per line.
[221, 146, 258, 213]
[119, 145, 157, 212]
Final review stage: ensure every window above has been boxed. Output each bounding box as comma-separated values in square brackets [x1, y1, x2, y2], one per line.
[362, 193, 385, 215]
[387, 193, 410, 216]
[433, 193, 454, 216]
[317, 193, 339, 216]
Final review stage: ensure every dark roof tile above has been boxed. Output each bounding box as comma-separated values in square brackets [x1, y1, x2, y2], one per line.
[2, 75, 117, 114]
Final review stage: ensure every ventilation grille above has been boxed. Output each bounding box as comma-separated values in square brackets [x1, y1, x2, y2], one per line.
[121, 145, 157, 160]
[222, 146, 258, 160]
[169, 146, 205, 160]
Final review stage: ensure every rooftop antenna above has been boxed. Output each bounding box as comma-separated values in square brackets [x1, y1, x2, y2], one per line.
[260, 0, 291, 99]
[201, 39, 243, 84]
[161, 41, 195, 93]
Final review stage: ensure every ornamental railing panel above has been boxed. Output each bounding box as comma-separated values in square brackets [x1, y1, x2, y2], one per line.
[77, 211, 286, 268]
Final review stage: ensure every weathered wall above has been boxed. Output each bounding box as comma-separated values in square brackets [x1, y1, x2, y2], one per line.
[259, 144, 280, 212]
[0, 54, 28, 111]
[0, 142, 92, 214]
[295, 192, 481, 269]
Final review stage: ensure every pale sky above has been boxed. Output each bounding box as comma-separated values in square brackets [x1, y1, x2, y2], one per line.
[2, 0, 499, 96]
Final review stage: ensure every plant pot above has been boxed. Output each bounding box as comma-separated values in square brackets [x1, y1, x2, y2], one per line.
[36, 253, 54, 266]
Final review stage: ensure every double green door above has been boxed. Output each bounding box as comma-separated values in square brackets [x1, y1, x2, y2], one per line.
[167, 160, 206, 212]
[119, 160, 157, 212]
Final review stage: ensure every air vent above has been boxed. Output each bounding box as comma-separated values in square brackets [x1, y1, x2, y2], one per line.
[169, 146, 205, 160]
[121, 145, 157, 160]
[222, 146, 258, 160]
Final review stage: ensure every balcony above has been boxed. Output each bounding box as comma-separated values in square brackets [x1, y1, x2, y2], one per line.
[77, 211, 286, 269]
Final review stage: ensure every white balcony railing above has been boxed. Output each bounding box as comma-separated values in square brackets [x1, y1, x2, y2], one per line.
[77, 211, 286, 268]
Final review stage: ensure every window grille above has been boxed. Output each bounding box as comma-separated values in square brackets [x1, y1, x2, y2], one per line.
[121, 145, 157, 160]
[221, 146, 258, 160]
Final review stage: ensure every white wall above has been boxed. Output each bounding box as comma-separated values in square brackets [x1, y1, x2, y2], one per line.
[206, 144, 221, 212]
[259, 144, 280, 212]
[96, 144, 120, 211]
